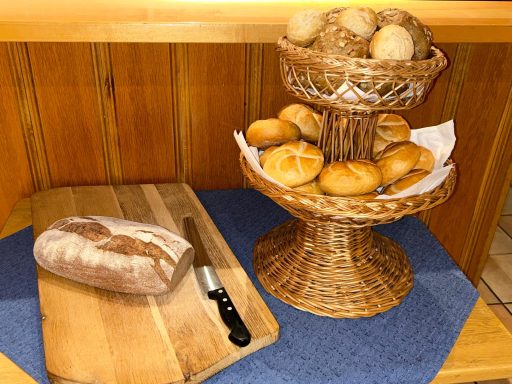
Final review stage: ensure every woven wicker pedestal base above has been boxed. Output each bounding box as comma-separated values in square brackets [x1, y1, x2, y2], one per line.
[254, 219, 413, 318]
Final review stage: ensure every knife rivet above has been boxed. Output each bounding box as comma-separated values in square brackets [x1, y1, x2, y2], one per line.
[218, 289, 224, 293]
[228, 307, 233, 311]
[222, 298, 228, 302]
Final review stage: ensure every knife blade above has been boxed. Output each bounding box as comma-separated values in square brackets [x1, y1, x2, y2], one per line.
[182, 216, 251, 347]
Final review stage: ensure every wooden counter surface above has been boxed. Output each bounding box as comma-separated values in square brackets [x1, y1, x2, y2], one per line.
[0, 1, 511, 43]
[1, 198, 512, 383]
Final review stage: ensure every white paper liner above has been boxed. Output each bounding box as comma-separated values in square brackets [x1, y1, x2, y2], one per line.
[234, 119, 455, 200]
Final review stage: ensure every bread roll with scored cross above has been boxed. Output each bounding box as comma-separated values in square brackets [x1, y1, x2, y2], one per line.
[278, 104, 322, 143]
[318, 160, 382, 196]
[373, 114, 411, 157]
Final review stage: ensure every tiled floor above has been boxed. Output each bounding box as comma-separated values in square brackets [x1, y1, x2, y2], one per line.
[472, 187, 512, 384]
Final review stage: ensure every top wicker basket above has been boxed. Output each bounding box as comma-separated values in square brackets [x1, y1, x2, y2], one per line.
[277, 36, 447, 111]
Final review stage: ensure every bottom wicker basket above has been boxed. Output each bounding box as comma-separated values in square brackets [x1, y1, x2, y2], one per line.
[241, 154, 456, 318]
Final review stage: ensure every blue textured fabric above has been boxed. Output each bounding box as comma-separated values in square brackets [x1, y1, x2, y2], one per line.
[0, 189, 478, 384]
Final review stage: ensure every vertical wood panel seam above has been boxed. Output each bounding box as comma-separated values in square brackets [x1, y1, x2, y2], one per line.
[7, 42, 51, 191]
[170, 44, 191, 184]
[91, 43, 123, 185]
[243, 43, 264, 189]
[460, 82, 512, 276]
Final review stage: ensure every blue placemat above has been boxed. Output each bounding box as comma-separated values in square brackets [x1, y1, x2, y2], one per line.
[0, 189, 478, 384]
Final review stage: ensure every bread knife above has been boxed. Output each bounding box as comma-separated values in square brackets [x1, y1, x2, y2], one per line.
[182, 216, 251, 347]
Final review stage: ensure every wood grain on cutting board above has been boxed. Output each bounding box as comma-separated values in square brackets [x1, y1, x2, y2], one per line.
[31, 183, 279, 384]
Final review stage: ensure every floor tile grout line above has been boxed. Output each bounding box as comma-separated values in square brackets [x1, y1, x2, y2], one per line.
[480, 278, 505, 305]
[497, 222, 512, 239]
[487, 252, 512, 257]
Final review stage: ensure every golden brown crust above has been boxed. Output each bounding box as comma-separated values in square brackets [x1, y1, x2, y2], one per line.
[293, 179, 324, 195]
[373, 114, 411, 157]
[278, 104, 322, 143]
[383, 169, 431, 195]
[318, 159, 382, 196]
[246, 118, 301, 149]
[414, 145, 435, 172]
[375, 141, 421, 186]
[369, 24, 414, 60]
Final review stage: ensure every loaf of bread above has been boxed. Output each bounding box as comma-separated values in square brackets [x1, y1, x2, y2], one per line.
[373, 114, 411, 157]
[383, 169, 430, 195]
[246, 118, 301, 149]
[413, 145, 435, 172]
[278, 104, 322, 143]
[375, 141, 421, 186]
[263, 141, 324, 187]
[369, 24, 414, 60]
[287, 9, 327, 47]
[293, 179, 324, 195]
[335, 7, 378, 40]
[318, 160, 382, 196]
[33, 216, 194, 295]
[377, 8, 433, 60]
[259, 146, 279, 167]
[311, 24, 370, 57]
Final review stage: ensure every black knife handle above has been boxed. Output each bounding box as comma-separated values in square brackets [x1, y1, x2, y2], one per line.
[208, 288, 251, 347]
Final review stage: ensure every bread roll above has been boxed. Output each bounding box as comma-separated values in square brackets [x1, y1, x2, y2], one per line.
[349, 191, 379, 200]
[413, 146, 435, 172]
[246, 118, 301, 149]
[33, 216, 194, 295]
[311, 25, 370, 57]
[375, 141, 421, 186]
[263, 141, 324, 187]
[335, 7, 378, 40]
[377, 8, 433, 60]
[293, 179, 324, 195]
[373, 114, 411, 157]
[318, 160, 382, 196]
[287, 9, 327, 47]
[259, 146, 279, 167]
[383, 169, 430, 195]
[369, 24, 414, 60]
[278, 104, 322, 143]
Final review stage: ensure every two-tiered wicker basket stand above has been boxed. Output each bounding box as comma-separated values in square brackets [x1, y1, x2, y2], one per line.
[241, 36, 456, 318]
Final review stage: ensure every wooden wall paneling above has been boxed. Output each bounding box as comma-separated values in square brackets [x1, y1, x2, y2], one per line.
[91, 43, 123, 185]
[110, 43, 177, 185]
[170, 43, 190, 183]
[0, 43, 34, 229]
[427, 43, 512, 282]
[27, 43, 107, 187]
[7, 42, 50, 191]
[260, 43, 299, 119]
[186, 43, 246, 190]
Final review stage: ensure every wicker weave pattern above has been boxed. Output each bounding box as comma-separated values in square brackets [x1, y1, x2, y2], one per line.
[278, 37, 447, 111]
[254, 220, 413, 317]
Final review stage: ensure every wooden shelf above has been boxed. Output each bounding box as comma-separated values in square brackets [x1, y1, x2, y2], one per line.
[0, 1, 511, 43]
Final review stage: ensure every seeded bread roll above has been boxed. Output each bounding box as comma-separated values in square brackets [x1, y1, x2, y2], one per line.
[373, 114, 411, 157]
[335, 7, 378, 40]
[375, 141, 421, 186]
[287, 9, 327, 47]
[318, 160, 382, 196]
[370, 24, 414, 60]
[259, 146, 279, 167]
[263, 141, 324, 187]
[413, 146, 435, 172]
[377, 8, 433, 60]
[246, 118, 301, 149]
[383, 169, 431, 195]
[293, 179, 324, 195]
[311, 24, 370, 57]
[278, 104, 322, 143]
[33, 216, 194, 295]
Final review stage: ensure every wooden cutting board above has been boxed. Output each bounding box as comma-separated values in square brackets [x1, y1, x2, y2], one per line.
[31, 183, 279, 384]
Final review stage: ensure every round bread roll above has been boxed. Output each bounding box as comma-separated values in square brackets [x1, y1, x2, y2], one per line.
[377, 8, 433, 60]
[246, 118, 301, 149]
[373, 114, 411, 157]
[369, 24, 414, 60]
[413, 146, 435, 172]
[318, 160, 382, 196]
[293, 179, 324, 195]
[259, 146, 279, 167]
[287, 9, 327, 47]
[278, 104, 322, 143]
[311, 25, 370, 57]
[263, 141, 324, 188]
[375, 141, 421, 186]
[383, 169, 431, 195]
[335, 7, 378, 41]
